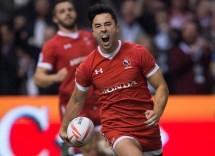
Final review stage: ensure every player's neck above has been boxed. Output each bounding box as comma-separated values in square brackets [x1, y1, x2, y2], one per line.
[100, 40, 119, 54]
[59, 25, 78, 34]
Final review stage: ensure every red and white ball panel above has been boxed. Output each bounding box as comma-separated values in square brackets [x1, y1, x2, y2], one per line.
[67, 117, 94, 147]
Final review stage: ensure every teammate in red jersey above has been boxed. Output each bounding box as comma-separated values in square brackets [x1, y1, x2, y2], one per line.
[34, 0, 102, 156]
[59, 4, 169, 156]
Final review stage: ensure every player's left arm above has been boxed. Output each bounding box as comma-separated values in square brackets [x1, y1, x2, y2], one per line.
[59, 86, 88, 146]
[144, 69, 169, 126]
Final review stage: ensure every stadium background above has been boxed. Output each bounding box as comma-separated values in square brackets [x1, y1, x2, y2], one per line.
[0, 0, 215, 155]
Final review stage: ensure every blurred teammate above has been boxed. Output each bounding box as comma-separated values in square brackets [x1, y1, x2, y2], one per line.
[59, 4, 169, 156]
[34, 0, 101, 155]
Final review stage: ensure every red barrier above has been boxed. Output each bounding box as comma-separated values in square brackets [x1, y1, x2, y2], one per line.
[0, 96, 214, 156]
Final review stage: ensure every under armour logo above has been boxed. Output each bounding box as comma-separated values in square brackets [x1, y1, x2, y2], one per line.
[95, 68, 103, 75]
[64, 43, 72, 49]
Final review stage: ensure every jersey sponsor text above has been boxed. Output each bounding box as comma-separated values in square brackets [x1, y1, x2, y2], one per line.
[101, 80, 137, 94]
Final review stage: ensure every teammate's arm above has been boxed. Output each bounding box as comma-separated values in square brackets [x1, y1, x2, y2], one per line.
[59, 85, 88, 146]
[144, 69, 169, 126]
[34, 67, 67, 87]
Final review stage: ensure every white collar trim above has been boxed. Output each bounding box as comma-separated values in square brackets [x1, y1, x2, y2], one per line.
[98, 40, 122, 59]
[57, 31, 79, 39]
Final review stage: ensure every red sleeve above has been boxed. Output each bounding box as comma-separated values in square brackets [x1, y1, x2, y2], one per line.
[75, 57, 92, 88]
[137, 46, 157, 76]
[37, 40, 57, 70]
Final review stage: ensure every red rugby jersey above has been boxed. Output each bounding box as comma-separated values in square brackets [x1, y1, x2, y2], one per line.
[76, 40, 159, 132]
[37, 30, 101, 123]
[38, 30, 96, 95]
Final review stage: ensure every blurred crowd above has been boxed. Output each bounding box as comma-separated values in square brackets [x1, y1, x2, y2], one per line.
[0, 0, 215, 95]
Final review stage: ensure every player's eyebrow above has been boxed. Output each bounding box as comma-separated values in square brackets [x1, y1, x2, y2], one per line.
[94, 23, 101, 27]
[104, 21, 112, 25]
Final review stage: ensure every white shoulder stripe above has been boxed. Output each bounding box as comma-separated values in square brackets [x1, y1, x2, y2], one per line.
[146, 63, 159, 78]
[75, 82, 90, 92]
[37, 62, 53, 70]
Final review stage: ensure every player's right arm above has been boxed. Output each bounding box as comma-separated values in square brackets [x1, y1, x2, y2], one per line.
[59, 55, 92, 146]
[34, 39, 68, 88]
[34, 67, 67, 88]
[59, 85, 88, 146]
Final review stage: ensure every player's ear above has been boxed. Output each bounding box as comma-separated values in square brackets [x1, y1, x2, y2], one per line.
[116, 24, 120, 32]
[52, 16, 58, 24]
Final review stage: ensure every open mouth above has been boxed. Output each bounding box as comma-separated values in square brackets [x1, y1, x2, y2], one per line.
[101, 34, 110, 44]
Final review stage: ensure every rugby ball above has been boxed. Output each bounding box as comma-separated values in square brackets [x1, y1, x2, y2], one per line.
[67, 117, 94, 147]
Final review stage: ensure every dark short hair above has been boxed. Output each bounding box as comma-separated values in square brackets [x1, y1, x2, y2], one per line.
[88, 4, 117, 25]
[52, 0, 74, 16]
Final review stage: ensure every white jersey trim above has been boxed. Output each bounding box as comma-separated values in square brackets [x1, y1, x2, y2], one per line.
[98, 40, 122, 60]
[113, 136, 135, 150]
[75, 82, 90, 92]
[113, 136, 162, 155]
[146, 63, 159, 78]
[37, 62, 53, 70]
[57, 31, 79, 39]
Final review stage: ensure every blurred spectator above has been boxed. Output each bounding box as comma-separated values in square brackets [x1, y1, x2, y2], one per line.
[1, 0, 215, 95]
[13, 15, 30, 51]
[195, 0, 212, 38]
[118, 0, 146, 43]
[0, 0, 14, 23]
[209, 14, 215, 42]
[16, 47, 38, 95]
[0, 23, 20, 95]
[154, 10, 173, 53]
[169, 21, 213, 94]
[14, 0, 30, 9]
[28, 0, 52, 47]
[153, 9, 174, 93]
[27, 0, 52, 62]
[170, 0, 194, 30]
[209, 14, 215, 93]
[0, 22, 39, 95]
[137, 35, 157, 58]
[210, 0, 215, 14]
[138, 0, 167, 35]
[210, 55, 215, 93]
[72, 0, 105, 29]
[13, 14, 40, 95]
